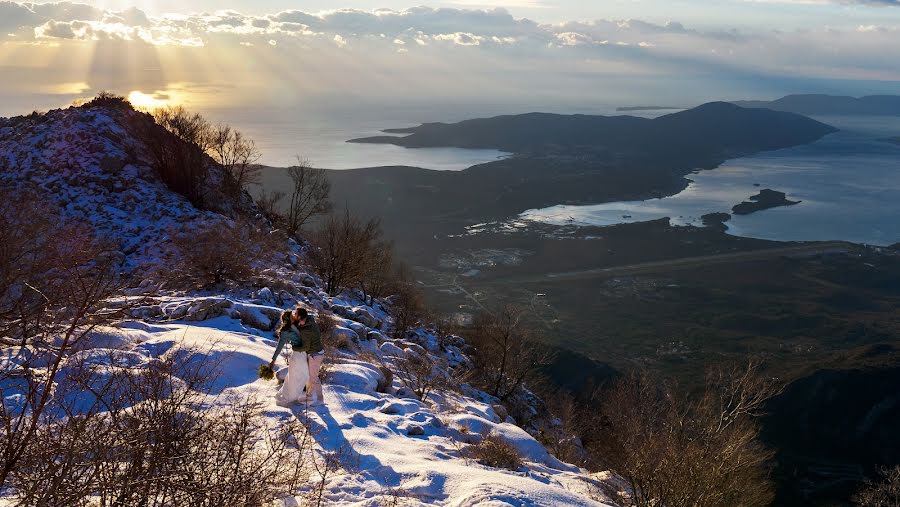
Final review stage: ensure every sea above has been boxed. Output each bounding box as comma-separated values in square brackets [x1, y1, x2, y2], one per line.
[519, 115, 900, 246]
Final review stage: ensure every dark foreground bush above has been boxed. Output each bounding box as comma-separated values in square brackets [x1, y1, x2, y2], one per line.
[464, 432, 523, 471]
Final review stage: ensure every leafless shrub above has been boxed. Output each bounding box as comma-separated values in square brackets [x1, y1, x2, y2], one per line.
[6, 347, 313, 506]
[389, 350, 447, 402]
[388, 269, 428, 340]
[81, 91, 131, 110]
[584, 359, 781, 507]
[307, 208, 381, 296]
[0, 190, 126, 490]
[537, 388, 587, 466]
[854, 465, 900, 507]
[284, 158, 332, 237]
[463, 431, 523, 471]
[171, 220, 281, 288]
[257, 189, 287, 223]
[466, 305, 555, 402]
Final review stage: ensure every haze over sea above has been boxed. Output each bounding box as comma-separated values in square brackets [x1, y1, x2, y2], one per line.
[520, 115, 900, 246]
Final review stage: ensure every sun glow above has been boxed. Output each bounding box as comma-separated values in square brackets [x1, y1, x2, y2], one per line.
[127, 90, 170, 109]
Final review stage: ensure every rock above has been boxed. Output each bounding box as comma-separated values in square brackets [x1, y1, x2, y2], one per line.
[402, 342, 427, 357]
[376, 365, 393, 393]
[492, 403, 509, 422]
[406, 425, 425, 436]
[380, 402, 403, 415]
[380, 342, 404, 357]
[347, 321, 369, 341]
[429, 416, 443, 428]
[367, 330, 386, 342]
[253, 287, 275, 302]
[184, 298, 232, 321]
[351, 306, 382, 329]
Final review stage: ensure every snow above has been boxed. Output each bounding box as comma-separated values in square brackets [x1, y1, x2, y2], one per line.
[0, 102, 616, 505]
[41, 298, 612, 505]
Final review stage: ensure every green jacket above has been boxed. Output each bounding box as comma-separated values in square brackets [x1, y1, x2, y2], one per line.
[297, 319, 324, 355]
[271, 319, 324, 362]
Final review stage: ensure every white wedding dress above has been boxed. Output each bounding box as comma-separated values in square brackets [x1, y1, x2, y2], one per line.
[275, 350, 309, 405]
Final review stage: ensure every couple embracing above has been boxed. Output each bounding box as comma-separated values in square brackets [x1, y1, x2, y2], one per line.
[270, 306, 325, 407]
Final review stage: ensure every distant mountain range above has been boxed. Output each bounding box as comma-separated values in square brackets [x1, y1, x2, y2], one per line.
[731, 94, 900, 116]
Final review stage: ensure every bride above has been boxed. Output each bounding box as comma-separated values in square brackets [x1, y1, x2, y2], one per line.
[269, 310, 310, 406]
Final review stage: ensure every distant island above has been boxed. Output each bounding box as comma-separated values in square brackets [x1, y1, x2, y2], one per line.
[349, 102, 837, 156]
[701, 212, 732, 232]
[732, 189, 801, 215]
[731, 94, 900, 116]
[616, 106, 684, 112]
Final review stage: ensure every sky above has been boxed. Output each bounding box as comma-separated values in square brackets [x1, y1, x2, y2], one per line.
[1, 0, 899, 117]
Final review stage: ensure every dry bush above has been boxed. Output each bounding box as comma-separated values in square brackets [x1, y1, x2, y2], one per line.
[357, 237, 394, 306]
[307, 208, 381, 296]
[81, 91, 132, 110]
[171, 220, 281, 288]
[316, 311, 338, 337]
[463, 432, 523, 471]
[6, 347, 313, 506]
[584, 360, 781, 507]
[389, 350, 447, 402]
[536, 388, 587, 466]
[466, 305, 555, 402]
[388, 269, 428, 340]
[257, 189, 287, 224]
[854, 466, 900, 507]
[0, 189, 126, 490]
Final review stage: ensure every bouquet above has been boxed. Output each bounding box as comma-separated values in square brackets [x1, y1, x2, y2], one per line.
[258, 363, 275, 380]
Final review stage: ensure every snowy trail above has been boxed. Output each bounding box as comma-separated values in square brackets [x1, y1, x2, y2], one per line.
[108, 313, 610, 506]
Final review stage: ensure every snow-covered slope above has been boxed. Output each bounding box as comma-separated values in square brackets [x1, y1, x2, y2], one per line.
[1, 101, 615, 506]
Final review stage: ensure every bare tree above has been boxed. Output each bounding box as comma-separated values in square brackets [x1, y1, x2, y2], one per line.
[208, 123, 262, 200]
[357, 233, 394, 307]
[307, 208, 380, 296]
[285, 158, 331, 237]
[7, 347, 314, 506]
[467, 306, 555, 401]
[387, 267, 428, 340]
[585, 359, 781, 507]
[138, 106, 212, 207]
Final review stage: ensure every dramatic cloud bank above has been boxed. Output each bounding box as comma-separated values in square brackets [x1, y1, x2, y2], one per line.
[1, 2, 898, 112]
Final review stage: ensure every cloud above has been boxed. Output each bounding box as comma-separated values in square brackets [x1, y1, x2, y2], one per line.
[1, 1, 899, 111]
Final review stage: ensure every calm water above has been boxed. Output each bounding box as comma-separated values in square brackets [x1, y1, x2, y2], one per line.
[520, 115, 900, 246]
[210, 103, 661, 170]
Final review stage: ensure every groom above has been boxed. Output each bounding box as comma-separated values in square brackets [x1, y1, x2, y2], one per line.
[294, 307, 325, 405]
[270, 306, 325, 405]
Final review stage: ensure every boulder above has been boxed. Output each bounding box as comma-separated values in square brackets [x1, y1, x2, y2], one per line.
[406, 425, 425, 436]
[351, 306, 382, 329]
[491, 403, 509, 423]
[347, 321, 369, 341]
[380, 342, 404, 357]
